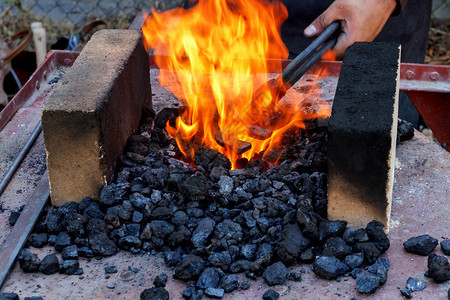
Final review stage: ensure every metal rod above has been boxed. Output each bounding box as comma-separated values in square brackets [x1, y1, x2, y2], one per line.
[0, 121, 42, 196]
[285, 38, 338, 86]
[281, 21, 340, 83]
[0, 172, 49, 289]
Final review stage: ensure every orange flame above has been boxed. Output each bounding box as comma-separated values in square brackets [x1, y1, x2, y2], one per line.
[142, 0, 331, 168]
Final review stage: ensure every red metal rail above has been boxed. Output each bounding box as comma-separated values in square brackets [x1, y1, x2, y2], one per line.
[1, 51, 449, 150]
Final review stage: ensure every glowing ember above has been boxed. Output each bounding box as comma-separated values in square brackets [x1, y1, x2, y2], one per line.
[142, 0, 331, 168]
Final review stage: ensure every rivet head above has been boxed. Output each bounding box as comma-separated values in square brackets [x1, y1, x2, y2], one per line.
[429, 72, 439, 81]
[405, 70, 415, 80]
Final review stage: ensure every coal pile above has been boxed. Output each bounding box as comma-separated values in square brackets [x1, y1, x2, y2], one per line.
[16, 113, 420, 298]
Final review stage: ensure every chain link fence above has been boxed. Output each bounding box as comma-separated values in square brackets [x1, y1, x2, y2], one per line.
[0, 0, 185, 47]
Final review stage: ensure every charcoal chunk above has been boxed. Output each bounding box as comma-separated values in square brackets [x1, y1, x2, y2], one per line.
[356, 271, 381, 294]
[343, 227, 368, 245]
[397, 119, 414, 142]
[403, 234, 439, 256]
[150, 221, 175, 239]
[312, 256, 350, 280]
[296, 208, 320, 240]
[240, 244, 258, 261]
[140, 287, 169, 300]
[18, 250, 41, 272]
[353, 242, 381, 264]
[89, 233, 118, 256]
[262, 262, 288, 286]
[322, 237, 352, 260]
[344, 252, 364, 269]
[61, 245, 78, 260]
[153, 273, 168, 288]
[191, 218, 215, 248]
[104, 265, 118, 274]
[230, 260, 252, 273]
[318, 220, 347, 241]
[174, 254, 206, 281]
[209, 251, 232, 271]
[441, 239, 450, 256]
[39, 254, 59, 275]
[204, 288, 224, 299]
[0, 293, 19, 300]
[427, 253, 450, 283]
[400, 288, 412, 298]
[275, 223, 310, 265]
[31, 233, 48, 248]
[86, 218, 108, 235]
[171, 210, 189, 226]
[60, 260, 79, 275]
[286, 272, 301, 282]
[365, 257, 390, 285]
[197, 267, 224, 289]
[118, 236, 142, 250]
[405, 277, 427, 292]
[366, 220, 390, 253]
[83, 202, 105, 219]
[54, 231, 72, 252]
[262, 289, 280, 300]
[46, 209, 63, 233]
[63, 213, 87, 237]
[221, 274, 240, 293]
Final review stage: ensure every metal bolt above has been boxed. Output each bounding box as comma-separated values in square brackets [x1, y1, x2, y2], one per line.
[429, 72, 439, 81]
[405, 70, 415, 80]
[36, 81, 40, 90]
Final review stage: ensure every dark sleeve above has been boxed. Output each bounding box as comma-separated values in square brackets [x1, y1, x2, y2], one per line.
[392, 0, 408, 16]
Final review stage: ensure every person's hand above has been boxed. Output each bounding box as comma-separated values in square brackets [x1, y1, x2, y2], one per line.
[304, 0, 397, 58]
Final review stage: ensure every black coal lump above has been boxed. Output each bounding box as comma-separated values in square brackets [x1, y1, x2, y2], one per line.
[31, 233, 48, 248]
[18, 250, 41, 273]
[427, 253, 450, 283]
[353, 242, 381, 264]
[318, 220, 347, 241]
[39, 254, 59, 275]
[54, 232, 72, 252]
[221, 274, 240, 293]
[322, 237, 352, 260]
[61, 245, 78, 260]
[59, 260, 80, 275]
[355, 271, 381, 294]
[0, 293, 19, 300]
[104, 264, 118, 274]
[441, 239, 450, 256]
[405, 277, 427, 292]
[204, 287, 225, 299]
[312, 256, 350, 280]
[24, 297, 44, 300]
[366, 220, 390, 253]
[403, 234, 439, 256]
[174, 254, 206, 281]
[262, 289, 280, 300]
[154, 273, 168, 288]
[344, 252, 364, 269]
[262, 262, 288, 286]
[196, 267, 224, 290]
[365, 257, 390, 285]
[275, 223, 310, 265]
[140, 287, 169, 300]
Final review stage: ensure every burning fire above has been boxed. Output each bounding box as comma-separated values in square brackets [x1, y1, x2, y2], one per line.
[142, 0, 331, 168]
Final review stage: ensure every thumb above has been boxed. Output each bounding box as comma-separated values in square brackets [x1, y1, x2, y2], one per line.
[304, 8, 338, 37]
